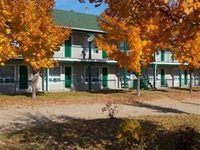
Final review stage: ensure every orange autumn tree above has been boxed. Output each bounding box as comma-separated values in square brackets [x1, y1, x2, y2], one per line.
[0, 0, 71, 98]
[166, 0, 200, 93]
[85, 0, 174, 96]
[0, 1, 18, 65]
[95, 14, 156, 96]
[83, 0, 200, 94]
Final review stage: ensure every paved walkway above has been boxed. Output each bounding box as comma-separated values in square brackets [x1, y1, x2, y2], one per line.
[0, 99, 199, 132]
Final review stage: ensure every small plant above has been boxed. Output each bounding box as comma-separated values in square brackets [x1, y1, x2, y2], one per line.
[175, 125, 197, 150]
[102, 102, 118, 118]
[117, 119, 157, 150]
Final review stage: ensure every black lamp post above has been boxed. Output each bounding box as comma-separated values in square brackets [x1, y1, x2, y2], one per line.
[87, 34, 95, 91]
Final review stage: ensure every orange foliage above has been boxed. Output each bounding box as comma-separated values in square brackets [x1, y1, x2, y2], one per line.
[168, 0, 200, 70]
[0, 0, 71, 70]
[89, 0, 199, 73]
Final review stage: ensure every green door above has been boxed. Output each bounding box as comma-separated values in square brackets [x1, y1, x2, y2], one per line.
[161, 69, 165, 87]
[19, 66, 28, 89]
[65, 67, 72, 88]
[184, 71, 188, 85]
[65, 37, 71, 58]
[102, 51, 108, 59]
[102, 67, 108, 88]
[161, 51, 165, 62]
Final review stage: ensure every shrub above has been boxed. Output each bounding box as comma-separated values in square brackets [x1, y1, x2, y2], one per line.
[175, 125, 197, 150]
[102, 102, 118, 118]
[117, 119, 157, 150]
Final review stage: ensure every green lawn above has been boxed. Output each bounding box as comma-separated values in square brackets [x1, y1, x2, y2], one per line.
[0, 115, 199, 150]
[0, 88, 199, 109]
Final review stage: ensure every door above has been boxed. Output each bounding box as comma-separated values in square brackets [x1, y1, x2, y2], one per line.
[102, 67, 108, 88]
[19, 66, 28, 89]
[184, 71, 188, 85]
[65, 37, 71, 58]
[161, 69, 165, 87]
[65, 67, 72, 88]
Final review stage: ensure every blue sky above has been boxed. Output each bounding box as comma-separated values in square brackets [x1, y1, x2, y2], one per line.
[55, 0, 107, 15]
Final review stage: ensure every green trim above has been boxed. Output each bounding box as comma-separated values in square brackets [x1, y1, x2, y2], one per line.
[153, 64, 157, 89]
[161, 51, 165, 62]
[46, 68, 49, 91]
[179, 69, 182, 87]
[122, 68, 128, 88]
[161, 69, 165, 86]
[19, 66, 28, 89]
[65, 37, 71, 58]
[65, 67, 72, 88]
[122, 42, 128, 88]
[102, 51, 108, 59]
[102, 67, 108, 88]
[184, 70, 188, 85]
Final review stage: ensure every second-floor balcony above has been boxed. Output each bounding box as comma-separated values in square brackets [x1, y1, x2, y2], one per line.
[154, 51, 179, 63]
[54, 45, 109, 60]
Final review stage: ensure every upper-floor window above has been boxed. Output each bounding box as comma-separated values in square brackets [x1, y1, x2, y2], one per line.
[84, 36, 99, 54]
[0, 66, 15, 84]
[91, 43, 99, 54]
[119, 42, 128, 52]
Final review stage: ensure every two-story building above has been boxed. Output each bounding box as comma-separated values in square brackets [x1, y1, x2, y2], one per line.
[0, 10, 123, 93]
[0, 9, 199, 93]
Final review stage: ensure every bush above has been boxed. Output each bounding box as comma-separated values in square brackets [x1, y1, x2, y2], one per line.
[117, 120, 157, 150]
[175, 125, 197, 150]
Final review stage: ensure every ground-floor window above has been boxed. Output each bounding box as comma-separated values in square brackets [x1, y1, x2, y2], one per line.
[0, 66, 15, 84]
[85, 67, 99, 82]
[49, 67, 61, 83]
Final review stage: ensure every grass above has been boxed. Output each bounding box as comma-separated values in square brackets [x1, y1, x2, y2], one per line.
[0, 115, 199, 150]
[0, 88, 199, 108]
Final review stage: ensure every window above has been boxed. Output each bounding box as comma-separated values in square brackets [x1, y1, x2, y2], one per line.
[49, 67, 61, 83]
[85, 67, 99, 82]
[0, 66, 15, 84]
[84, 37, 99, 54]
[92, 43, 99, 54]
[119, 42, 125, 51]
[118, 42, 129, 52]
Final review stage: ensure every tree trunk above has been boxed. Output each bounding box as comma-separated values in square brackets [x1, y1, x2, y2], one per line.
[189, 70, 193, 94]
[31, 71, 39, 98]
[137, 75, 141, 97]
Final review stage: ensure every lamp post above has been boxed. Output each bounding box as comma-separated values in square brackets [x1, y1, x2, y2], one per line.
[87, 34, 95, 91]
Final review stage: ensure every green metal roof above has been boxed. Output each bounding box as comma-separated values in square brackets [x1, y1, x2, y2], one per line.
[53, 9, 101, 32]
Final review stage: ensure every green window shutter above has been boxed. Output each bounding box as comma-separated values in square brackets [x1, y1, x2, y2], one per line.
[102, 67, 108, 88]
[65, 67, 72, 88]
[65, 37, 71, 58]
[161, 51, 165, 61]
[102, 50, 108, 59]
